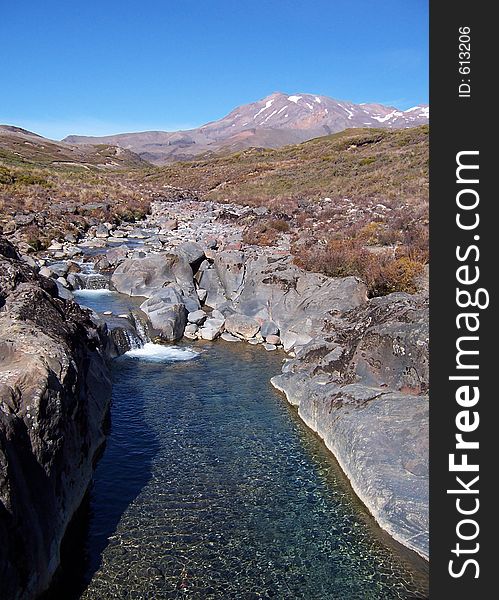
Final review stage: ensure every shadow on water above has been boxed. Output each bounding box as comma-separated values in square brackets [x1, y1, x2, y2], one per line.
[42, 358, 161, 600]
[44, 338, 428, 599]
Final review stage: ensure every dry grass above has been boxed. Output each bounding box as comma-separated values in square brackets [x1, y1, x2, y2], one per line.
[0, 163, 151, 248]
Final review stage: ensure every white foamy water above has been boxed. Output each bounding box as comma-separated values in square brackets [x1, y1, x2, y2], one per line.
[124, 343, 199, 363]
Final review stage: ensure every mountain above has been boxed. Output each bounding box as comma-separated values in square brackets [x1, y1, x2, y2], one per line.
[63, 92, 429, 164]
[0, 125, 147, 169]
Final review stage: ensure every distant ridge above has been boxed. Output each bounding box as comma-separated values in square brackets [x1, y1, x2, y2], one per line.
[63, 92, 429, 164]
[0, 124, 147, 169]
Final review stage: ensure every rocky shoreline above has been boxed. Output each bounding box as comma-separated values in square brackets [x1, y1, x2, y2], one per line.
[0, 237, 112, 600]
[1, 195, 429, 596]
[42, 198, 429, 558]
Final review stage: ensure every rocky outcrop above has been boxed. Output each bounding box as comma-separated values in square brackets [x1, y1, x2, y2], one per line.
[0, 238, 112, 599]
[271, 292, 429, 558]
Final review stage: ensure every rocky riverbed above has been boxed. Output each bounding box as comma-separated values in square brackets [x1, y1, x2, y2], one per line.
[0, 194, 429, 597]
[33, 197, 429, 559]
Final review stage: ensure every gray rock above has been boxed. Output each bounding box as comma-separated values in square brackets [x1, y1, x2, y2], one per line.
[263, 343, 277, 351]
[0, 237, 112, 599]
[95, 224, 109, 239]
[187, 309, 206, 325]
[128, 229, 147, 239]
[56, 276, 69, 288]
[204, 237, 218, 249]
[176, 241, 205, 266]
[159, 218, 178, 231]
[221, 332, 240, 342]
[225, 313, 260, 339]
[139, 287, 187, 341]
[213, 251, 246, 301]
[196, 288, 207, 303]
[196, 268, 227, 309]
[56, 281, 74, 301]
[199, 318, 225, 340]
[39, 266, 53, 278]
[270, 292, 429, 559]
[265, 334, 280, 346]
[184, 323, 198, 334]
[210, 309, 226, 321]
[47, 261, 70, 277]
[261, 320, 279, 338]
[111, 253, 195, 299]
[64, 232, 78, 243]
[105, 245, 129, 267]
[111, 229, 128, 238]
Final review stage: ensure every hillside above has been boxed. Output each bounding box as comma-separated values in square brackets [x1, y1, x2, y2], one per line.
[1, 125, 428, 295]
[145, 126, 429, 296]
[146, 126, 429, 205]
[63, 92, 429, 164]
[0, 125, 147, 169]
[0, 127, 151, 249]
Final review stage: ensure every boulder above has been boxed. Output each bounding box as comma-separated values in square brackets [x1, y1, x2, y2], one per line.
[221, 332, 240, 342]
[270, 292, 429, 559]
[159, 218, 178, 231]
[94, 224, 109, 239]
[225, 314, 260, 339]
[199, 318, 225, 340]
[56, 281, 74, 301]
[196, 268, 227, 309]
[0, 237, 111, 599]
[196, 288, 207, 303]
[265, 334, 280, 346]
[211, 309, 226, 321]
[261, 320, 279, 338]
[47, 261, 70, 278]
[105, 245, 129, 267]
[187, 310, 206, 325]
[139, 287, 187, 341]
[176, 241, 205, 267]
[213, 250, 246, 301]
[111, 253, 194, 299]
[39, 266, 53, 278]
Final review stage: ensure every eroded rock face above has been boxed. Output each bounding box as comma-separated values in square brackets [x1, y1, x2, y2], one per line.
[0, 238, 112, 600]
[271, 292, 429, 559]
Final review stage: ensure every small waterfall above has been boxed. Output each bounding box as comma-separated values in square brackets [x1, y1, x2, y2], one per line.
[69, 261, 110, 290]
[110, 326, 143, 355]
[128, 310, 152, 344]
[74, 272, 110, 290]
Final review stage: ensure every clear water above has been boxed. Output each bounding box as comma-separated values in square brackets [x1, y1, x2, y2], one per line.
[59, 292, 429, 599]
[74, 289, 145, 315]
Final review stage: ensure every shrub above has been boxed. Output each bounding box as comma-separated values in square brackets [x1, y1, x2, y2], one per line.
[269, 218, 290, 232]
[293, 238, 425, 297]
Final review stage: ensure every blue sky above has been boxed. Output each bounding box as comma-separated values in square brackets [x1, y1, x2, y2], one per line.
[0, 1, 428, 140]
